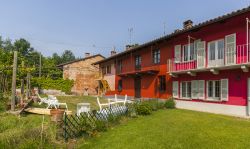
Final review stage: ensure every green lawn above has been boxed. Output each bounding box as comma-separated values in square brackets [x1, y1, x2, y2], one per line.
[78, 109, 250, 149]
[56, 95, 107, 113]
[2, 96, 250, 149]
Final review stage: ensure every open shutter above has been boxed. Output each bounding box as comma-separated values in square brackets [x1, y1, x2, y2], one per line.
[198, 80, 205, 99]
[180, 82, 182, 98]
[225, 34, 236, 65]
[197, 41, 206, 68]
[174, 45, 181, 63]
[173, 81, 179, 98]
[191, 80, 198, 99]
[221, 79, 228, 101]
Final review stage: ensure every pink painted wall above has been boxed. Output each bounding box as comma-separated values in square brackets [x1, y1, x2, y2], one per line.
[173, 69, 250, 106]
[169, 12, 250, 106]
[172, 12, 250, 71]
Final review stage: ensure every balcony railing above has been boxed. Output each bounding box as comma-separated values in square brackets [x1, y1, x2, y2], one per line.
[168, 44, 250, 73]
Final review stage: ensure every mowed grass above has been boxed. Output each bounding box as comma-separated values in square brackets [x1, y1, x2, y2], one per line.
[78, 109, 250, 149]
[2, 96, 250, 149]
[56, 95, 107, 113]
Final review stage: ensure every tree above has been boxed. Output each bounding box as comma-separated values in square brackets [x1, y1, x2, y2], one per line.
[61, 50, 75, 64]
[52, 53, 62, 65]
[14, 38, 31, 57]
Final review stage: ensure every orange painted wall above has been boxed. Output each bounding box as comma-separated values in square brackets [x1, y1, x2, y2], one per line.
[113, 42, 173, 99]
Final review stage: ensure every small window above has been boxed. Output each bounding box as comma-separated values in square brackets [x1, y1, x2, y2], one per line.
[152, 49, 160, 64]
[158, 76, 166, 92]
[181, 81, 191, 98]
[106, 65, 111, 74]
[118, 79, 122, 92]
[135, 55, 141, 70]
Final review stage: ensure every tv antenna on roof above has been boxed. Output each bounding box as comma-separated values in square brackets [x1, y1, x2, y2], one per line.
[164, 22, 166, 35]
[128, 27, 133, 45]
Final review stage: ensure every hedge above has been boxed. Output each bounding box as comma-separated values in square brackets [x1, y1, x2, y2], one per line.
[31, 77, 74, 94]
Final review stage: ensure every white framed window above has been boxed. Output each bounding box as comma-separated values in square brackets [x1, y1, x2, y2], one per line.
[208, 39, 225, 67]
[207, 80, 220, 100]
[181, 81, 191, 99]
[183, 43, 194, 62]
[206, 79, 228, 101]
[191, 80, 205, 99]
[182, 40, 200, 62]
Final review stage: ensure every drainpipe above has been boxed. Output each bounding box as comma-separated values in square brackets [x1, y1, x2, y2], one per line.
[247, 18, 249, 116]
[247, 18, 249, 62]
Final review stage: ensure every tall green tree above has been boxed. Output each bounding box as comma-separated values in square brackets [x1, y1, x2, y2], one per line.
[61, 50, 75, 63]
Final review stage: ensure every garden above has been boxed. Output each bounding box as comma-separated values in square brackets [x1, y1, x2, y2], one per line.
[2, 95, 250, 149]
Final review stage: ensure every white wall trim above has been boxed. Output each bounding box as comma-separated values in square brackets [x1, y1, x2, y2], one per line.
[175, 100, 247, 117]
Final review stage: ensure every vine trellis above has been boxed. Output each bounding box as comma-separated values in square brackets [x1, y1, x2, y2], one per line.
[0, 72, 9, 94]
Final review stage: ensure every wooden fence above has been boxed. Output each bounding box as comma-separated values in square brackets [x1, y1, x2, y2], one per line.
[63, 104, 134, 141]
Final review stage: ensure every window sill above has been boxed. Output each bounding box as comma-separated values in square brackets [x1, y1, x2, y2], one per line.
[178, 98, 192, 100]
[203, 99, 222, 102]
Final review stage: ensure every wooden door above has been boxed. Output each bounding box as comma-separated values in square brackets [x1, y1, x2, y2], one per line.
[134, 76, 141, 98]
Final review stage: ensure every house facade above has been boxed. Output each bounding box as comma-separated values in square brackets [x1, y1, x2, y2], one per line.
[167, 7, 250, 117]
[97, 7, 250, 117]
[58, 54, 105, 95]
[96, 58, 116, 96]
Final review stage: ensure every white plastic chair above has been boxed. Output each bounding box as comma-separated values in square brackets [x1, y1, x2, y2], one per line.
[97, 97, 110, 110]
[113, 94, 128, 105]
[37, 94, 68, 110]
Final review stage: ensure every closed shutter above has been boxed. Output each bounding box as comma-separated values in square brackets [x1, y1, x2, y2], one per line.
[174, 45, 181, 63]
[221, 79, 228, 101]
[173, 81, 179, 98]
[191, 80, 198, 99]
[197, 41, 206, 68]
[225, 34, 236, 65]
[198, 80, 205, 99]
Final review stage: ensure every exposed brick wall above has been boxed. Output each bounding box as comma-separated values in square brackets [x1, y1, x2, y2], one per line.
[63, 55, 104, 95]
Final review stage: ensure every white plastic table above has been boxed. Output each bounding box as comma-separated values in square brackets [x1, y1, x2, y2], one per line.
[77, 103, 90, 116]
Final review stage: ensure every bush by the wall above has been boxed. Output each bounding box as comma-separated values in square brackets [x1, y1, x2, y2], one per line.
[31, 77, 74, 94]
[135, 103, 152, 115]
[164, 97, 176, 109]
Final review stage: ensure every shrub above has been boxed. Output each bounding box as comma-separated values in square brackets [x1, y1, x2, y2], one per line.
[135, 103, 152, 115]
[164, 97, 176, 109]
[31, 77, 74, 94]
[95, 120, 108, 132]
[157, 101, 165, 109]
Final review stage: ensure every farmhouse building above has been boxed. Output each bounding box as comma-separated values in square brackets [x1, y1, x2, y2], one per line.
[96, 6, 250, 117]
[58, 53, 105, 95]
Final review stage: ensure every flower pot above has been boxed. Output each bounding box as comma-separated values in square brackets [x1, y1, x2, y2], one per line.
[50, 109, 65, 122]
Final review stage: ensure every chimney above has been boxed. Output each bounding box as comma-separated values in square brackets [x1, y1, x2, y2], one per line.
[111, 50, 116, 56]
[183, 20, 193, 29]
[85, 52, 90, 58]
[125, 45, 132, 51]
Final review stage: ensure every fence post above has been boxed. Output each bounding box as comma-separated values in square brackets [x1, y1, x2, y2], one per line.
[64, 112, 68, 142]
[11, 51, 17, 111]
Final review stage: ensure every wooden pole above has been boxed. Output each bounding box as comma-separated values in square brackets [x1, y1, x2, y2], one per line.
[39, 53, 42, 78]
[26, 73, 31, 99]
[11, 51, 17, 111]
[20, 79, 24, 105]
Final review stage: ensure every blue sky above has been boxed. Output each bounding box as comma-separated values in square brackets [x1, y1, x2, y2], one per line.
[0, 0, 249, 57]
